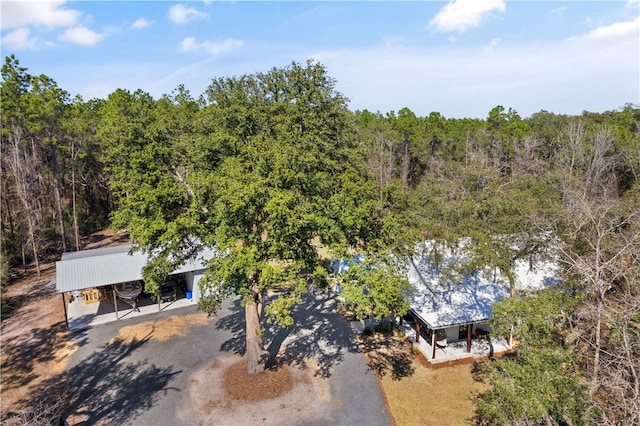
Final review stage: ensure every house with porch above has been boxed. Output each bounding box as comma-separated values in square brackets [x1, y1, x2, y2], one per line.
[56, 244, 216, 330]
[403, 244, 559, 363]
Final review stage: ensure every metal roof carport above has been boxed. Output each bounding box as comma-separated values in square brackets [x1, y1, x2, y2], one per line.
[56, 244, 215, 329]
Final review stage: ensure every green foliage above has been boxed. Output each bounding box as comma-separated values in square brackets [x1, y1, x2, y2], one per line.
[477, 346, 590, 425]
[490, 287, 577, 347]
[264, 292, 302, 328]
[477, 288, 590, 425]
[102, 60, 412, 337]
[374, 321, 395, 333]
[339, 257, 411, 323]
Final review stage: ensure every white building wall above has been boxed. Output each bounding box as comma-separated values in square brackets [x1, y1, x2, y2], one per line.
[191, 270, 204, 302]
[184, 271, 201, 303]
[444, 326, 459, 342]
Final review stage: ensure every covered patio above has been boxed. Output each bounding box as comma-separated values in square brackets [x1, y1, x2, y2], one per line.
[397, 313, 511, 364]
[65, 291, 196, 330]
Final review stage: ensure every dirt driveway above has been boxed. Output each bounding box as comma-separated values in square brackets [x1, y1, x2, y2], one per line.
[37, 293, 391, 425]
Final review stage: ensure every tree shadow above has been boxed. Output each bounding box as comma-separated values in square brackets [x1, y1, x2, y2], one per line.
[1, 320, 88, 391]
[216, 292, 403, 379]
[7, 333, 181, 425]
[356, 332, 416, 380]
[263, 292, 361, 378]
[214, 297, 247, 355]
[1, 279, 57, 321]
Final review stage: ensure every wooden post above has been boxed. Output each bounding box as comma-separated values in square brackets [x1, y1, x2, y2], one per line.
[415, 320, 420, 342]
[113, 286, 119, 320]
[467, 323, 473, 353]
[61, 293, 68, 330]
[157, 293, 161, 312]
[431, 329, 437, 359]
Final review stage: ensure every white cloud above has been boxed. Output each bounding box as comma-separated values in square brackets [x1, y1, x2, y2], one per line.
[179, 37, 244, 55]
[1, 27, 38, 50]
[59, 26, 104, 46]
[1, 0, 80, 30]
[168, 4, 208, 25]
[571, 17, 640, 42]
[487, 38, 501, 53]
[429, 0, 506, 34]
[309, 30, 638, 119]
[131, 18, 153, 30]
[550, 6, 568, 16]
[383, 36, 408, 48]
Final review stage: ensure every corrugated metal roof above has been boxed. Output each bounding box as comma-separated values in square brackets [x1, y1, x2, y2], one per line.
[407, 243, 559, 329]
[408, 256, 507, 329]
[61, 245, 131, 261]
[56, 245, 216, 293]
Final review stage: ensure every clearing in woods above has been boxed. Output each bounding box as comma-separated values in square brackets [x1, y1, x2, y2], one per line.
[0, 229, 488, 425]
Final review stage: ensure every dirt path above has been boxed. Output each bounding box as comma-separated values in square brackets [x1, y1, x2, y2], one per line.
[0, 230, 130, 423]
[0, 263, 73, 423]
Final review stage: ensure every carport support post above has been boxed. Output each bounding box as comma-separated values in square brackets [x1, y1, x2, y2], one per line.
[467, 323, 473, 353]
[415, 320, 420, 343]
[157, 294, 161, 312]
[113, 286, 119, 320]
[431, 329, 437, 359]
[61, 293, 68, 330]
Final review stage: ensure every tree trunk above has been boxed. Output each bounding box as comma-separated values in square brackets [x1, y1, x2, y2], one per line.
[592, 296, 603, 390]
[27, 214, 40, 276]
[245, 276, 268, 374]
[401, 138, 410, 191]
[71, 142, 80, 251]
[50, 142, 67, 252]
[9, 129, 41, 276]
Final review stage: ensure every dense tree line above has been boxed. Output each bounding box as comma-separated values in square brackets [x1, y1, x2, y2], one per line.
[1, 55, 638, 423]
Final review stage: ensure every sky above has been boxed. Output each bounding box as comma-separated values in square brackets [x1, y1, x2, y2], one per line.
[1, 0, 639, 119]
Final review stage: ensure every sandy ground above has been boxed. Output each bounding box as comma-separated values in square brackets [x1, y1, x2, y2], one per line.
[0, 267, 74, 422]
[183, 354, 336, 425]
[0, 230, 129, 423]
[110, 313, 211, 344]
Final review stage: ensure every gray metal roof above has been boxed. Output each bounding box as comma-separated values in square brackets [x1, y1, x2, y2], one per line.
[407, 242, 559, 329]
[60, 245, 131, 261]
[56, 245, 216, 293]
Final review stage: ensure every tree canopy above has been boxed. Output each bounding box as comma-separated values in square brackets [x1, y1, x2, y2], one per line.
[101, 60, 412, 373]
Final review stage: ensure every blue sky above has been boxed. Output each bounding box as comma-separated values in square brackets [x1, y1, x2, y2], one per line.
[1, 1, 638, 119]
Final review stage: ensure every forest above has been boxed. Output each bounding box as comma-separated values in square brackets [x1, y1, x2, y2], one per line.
[1, 54, 639, 424]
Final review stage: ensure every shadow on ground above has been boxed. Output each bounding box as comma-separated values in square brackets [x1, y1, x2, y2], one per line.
[215, 292, 363, 378]
[0, 320, 88, 392]
[357, 331, 416, 380]
[1, 278, 56, 321]
[7, 333, 180, 425]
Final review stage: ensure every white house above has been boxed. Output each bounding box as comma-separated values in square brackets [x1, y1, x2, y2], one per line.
[405, 242, 559, 360]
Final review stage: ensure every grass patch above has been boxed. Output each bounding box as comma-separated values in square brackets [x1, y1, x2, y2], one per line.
[359, 333, 489, 426]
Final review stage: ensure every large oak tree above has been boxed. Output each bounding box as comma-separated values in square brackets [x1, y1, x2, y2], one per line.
[104, 61, 410, 373]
